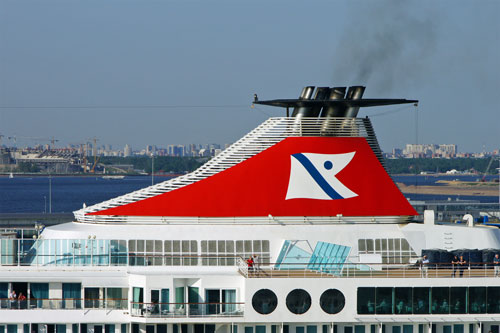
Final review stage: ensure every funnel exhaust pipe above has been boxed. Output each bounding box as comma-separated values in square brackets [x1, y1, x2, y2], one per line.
[344, 86, 366, 118]
[291, 86, 315, 118]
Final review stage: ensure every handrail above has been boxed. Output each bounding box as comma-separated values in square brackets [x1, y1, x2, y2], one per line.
[130, 302, 244, 318]
[238, 261, 500, 279]
[0, 298, 128, 310]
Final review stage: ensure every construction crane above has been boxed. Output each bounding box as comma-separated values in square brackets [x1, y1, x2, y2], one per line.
[8, 136, 59, 147]
[481, 155, 497, 182]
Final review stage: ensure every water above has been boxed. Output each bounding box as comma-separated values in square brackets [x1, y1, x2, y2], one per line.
[392, 175, 499, 203]
[0, 174, 498, 214]
[0, 176, 169, 213]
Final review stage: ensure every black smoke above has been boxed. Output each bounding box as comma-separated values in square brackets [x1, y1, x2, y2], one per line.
[333, 0, 439, 94]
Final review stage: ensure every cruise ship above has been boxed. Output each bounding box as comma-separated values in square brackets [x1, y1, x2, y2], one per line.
[1, 86, 500, 333]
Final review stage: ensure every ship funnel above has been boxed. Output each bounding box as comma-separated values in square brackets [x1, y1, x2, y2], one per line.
[344, 86, 366, 118]
[320, 87, 347, 118]
[291, 86, 315, 117]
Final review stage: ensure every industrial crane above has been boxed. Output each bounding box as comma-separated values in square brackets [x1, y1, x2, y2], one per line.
[481, 155, 498, 182]
[8, 136, 59, 146]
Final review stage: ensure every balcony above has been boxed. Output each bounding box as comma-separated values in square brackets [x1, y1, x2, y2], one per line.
[130, 302, 244, 318]
[0, 298, 128, 310]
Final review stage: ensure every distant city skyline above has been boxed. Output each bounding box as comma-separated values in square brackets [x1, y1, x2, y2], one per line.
[0, 0, 498, 153]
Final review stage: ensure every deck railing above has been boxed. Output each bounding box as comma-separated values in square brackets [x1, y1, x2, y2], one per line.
[130, 302, 244, 318]
[238, 262, 500, 279]
[0, 298, 127, 310]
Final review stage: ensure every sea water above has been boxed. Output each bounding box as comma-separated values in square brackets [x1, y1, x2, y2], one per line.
[0, 175, 498, 214]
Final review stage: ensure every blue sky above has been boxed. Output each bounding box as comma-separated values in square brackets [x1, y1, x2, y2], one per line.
[0, 0, 498, 152]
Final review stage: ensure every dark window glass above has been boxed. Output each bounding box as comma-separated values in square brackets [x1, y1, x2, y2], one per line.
[354, 327, 365, 333]
[469, 287, 486, 314]
[252, 289, 278, 315]
[413, 287, 430, 314]
[320, 289, 345, 314]
[375, 287, 393, 314]
[431, 287, 449, 314]
[487, 287, 500, 313]
[357, 288, 375, 314]
[450, 287, 466, 314]
[403, 326, 413, 333]
[323, 326, 328, 333]
[453, 326, 463, 333]
[307, 327, 317, 333]
[158, 326, 167, 333]
[286, 289, 311, 314]
[442, 326, 451, 333]
[256, 327, 266, 333]
[392, 328, 400, 333]
[345, 328, 352, 333]
[395, 287, 412, 314]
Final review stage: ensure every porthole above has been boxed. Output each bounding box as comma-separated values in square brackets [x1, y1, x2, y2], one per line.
[286, 289, 311, 314]
[320, 289, 345, 314]
[252, 289, 278, 315]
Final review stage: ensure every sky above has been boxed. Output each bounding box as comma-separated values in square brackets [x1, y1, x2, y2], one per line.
[0, 0, 498, 153]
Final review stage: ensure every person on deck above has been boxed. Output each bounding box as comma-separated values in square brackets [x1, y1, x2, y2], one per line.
[493, 254, 500, 277]
[458, 256, 467, 277]
[451, 255, 459, 277]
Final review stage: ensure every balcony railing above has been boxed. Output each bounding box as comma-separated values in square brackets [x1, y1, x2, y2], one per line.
[237, 259, 500, 279]
[130, 302, 244, 318]
[0, 298, 127, 310]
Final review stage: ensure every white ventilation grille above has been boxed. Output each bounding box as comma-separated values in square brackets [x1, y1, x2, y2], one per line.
[74, 117, 385, 223]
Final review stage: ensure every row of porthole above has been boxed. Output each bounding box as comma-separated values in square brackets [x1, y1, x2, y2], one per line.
[252, 288, 345, 315]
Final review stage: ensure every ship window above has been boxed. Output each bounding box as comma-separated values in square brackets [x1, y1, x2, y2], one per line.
[450, 287, 466, 314]
[388, 239, 394, 251]
[319, 289, 345, 314]
[286, 289, 311, 314]
[487, 287, 500, 313]
[244, 241, 252, 253]
[358, 240, 366, 252]
[431, 287, 449, 314]
[401, 239, 410, 251]
[173, 241, 180, 253]
[137, 240, 144, 252]
[381, 239, 387, 251]
[354, 327, 364, 333]
[366, 240, 374, 252]
[252, 289, 277, 315]
[413, 287, 430, 314]
[394, 287, 412, 314]
[236, 241, 244, 253]
[218, 241, 225, 253]
[253, 241, 262, 252]
[357, 287, 375, 314]
[468, 287, 486, 314]
[375, 287, 393, 314]
[146, 240, 154, 253]
[375, 239, 381, 251]
[262, 241, 270, 253]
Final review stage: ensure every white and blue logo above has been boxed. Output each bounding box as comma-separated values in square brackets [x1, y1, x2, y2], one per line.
[285, 152, 358, 200]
